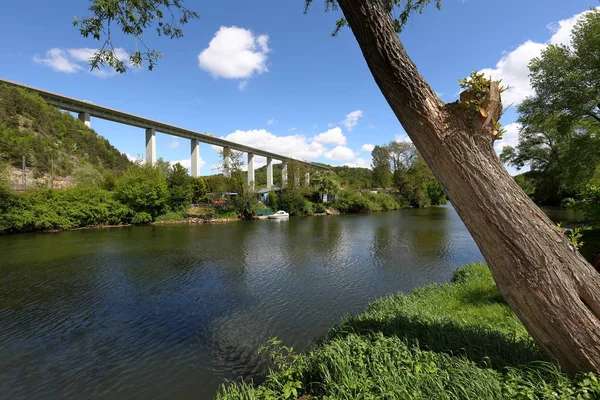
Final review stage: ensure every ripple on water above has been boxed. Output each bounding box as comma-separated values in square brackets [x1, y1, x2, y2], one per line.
[0, 207, 487, 399]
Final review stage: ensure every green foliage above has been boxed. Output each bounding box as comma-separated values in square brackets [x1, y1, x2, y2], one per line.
[277, 191, 314, 216]
[74, 0, 198, 72]
[458, 71, 508, 139]
[313, 202, 327, 213]
[503, 10, 600, 204]
[310, 170, 340, 201]
[232, 192, 260, 219]
[0, 84, 131, 178]
[371, 145, 392, 188]
[568, 185, 600, 227]
[132, 212, 152, 224]
[114, 162, 169, 219]
[218, 264, 600, 399]
[332, 190, 400, 213]
[167, 162, 193, 210]
[266, 190, 278, 210]
[427, 179, 447, 205]
[154, 210, 185, 222]
[191, 177, 208, 203]
[331, 165, 373, 189]
[0, 187, 133, 233]
[513, 173, 536, 196]
[72, 163, 104, 187]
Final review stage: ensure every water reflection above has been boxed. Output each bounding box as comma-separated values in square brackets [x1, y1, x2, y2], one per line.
[1, 205, 487, 399]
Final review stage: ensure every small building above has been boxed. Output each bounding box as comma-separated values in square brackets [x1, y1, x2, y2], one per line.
[256, 187, 282, 203]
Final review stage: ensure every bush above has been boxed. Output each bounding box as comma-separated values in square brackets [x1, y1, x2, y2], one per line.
[218, 264, 600, 399]
[0, 187, 133, 233]
[154, 211, 185, 222]
[313, 203, 327, 213]
[278, 191, 313, 216]
[167, 163, 193, 210]
[132, 212, 152, 224]
[115, 163, 169, 219]
[363, 191, 401, 211]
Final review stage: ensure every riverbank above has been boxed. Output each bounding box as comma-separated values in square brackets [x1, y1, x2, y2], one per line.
[217, 264, 600, 399]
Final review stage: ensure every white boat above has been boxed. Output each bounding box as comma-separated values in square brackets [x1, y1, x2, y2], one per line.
[268, 210, 289, 219]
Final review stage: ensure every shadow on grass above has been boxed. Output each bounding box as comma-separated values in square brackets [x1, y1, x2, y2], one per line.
[320, 312, 545, 372]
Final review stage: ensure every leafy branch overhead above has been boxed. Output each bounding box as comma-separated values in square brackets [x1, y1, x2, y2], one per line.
[458, 71, 509, 140]
[73, 0, 198, 73]
[304, 0, 442, 35]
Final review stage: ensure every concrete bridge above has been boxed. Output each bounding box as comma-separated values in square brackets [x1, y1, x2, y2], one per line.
[0, 78, 327, 189]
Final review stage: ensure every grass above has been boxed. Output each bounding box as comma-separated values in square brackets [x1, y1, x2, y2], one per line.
[217, 264, 600, 399]
[154, 211, 185, 222]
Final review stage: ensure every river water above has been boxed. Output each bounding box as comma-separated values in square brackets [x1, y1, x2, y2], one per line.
[0, 205, 593, 399]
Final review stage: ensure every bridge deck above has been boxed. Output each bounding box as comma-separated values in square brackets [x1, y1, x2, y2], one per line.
[0, 78, 327, 169]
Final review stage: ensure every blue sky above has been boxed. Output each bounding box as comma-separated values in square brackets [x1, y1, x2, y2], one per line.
[0, 0, 596, 175]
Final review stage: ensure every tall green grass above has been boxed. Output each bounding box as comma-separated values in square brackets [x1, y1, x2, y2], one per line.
[218, 264, 600, 399]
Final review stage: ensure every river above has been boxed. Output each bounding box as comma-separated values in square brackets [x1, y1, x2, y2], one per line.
[0, 205, 595, 399]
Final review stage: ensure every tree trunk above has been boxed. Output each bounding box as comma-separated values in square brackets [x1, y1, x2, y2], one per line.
[337, 0, 600, 374]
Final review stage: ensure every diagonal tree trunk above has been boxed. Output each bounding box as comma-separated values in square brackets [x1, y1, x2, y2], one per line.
[337, 0, 600, 374]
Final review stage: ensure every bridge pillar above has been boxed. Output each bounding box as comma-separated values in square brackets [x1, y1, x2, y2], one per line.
[281, 160, 288, 187]
[305, 171, 310, 186]
[266, 157, 273, 189]
[223, 146, 231, 177]
[190, 139, 200, 177]
[78, 112, 90, 128]
[247, 152, 255, 190]
[145, 128, 156, 164]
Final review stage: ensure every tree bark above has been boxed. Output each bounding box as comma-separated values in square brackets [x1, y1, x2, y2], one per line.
[337, 0, 600, 374]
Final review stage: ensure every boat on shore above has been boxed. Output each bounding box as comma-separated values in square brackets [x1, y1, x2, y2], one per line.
[268, 210, 289, 219]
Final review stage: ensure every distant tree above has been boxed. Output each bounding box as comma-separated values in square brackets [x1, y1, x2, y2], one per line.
[115, 162, 169, 219]
[502, 8, 600, 204]
[191, 177, 208, 203]
[167, 163, 193, 210]
[520, 9, 600, 130]
[371, 145, 392, 188]
[311, 171, 341, 202]
[72, 163, 104, 188]
[215, 148, 244, 177]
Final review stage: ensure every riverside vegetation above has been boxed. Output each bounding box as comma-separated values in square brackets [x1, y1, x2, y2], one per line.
[218, 264, 600, 399]
[0, 85, 447, 235]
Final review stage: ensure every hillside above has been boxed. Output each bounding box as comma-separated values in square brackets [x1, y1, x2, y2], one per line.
[0, 84, 130, 188]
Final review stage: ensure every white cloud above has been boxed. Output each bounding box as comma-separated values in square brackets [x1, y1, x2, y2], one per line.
[325, 146, 355, 161]
[219, 129, 326, 160]
[198, 26, 270, 80]
[267, 119, 275, 125]
[238, 80, 249, 91]
[33, 47, 129, 77]
[343, 110, 364, 131]
[313, 127, 346, 146]
[170, 157, 206, 174]
[395, 134, 412, 143]
[494, 122, 521, 153]
[360, 144, 375, 153]
[168, 141, 181, 149]
[343, 157, 371, 169]
[479, 41, 546, 106]
[479, 8, 598, 105]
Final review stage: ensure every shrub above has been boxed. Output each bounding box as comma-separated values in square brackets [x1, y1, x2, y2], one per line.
[132, 212, 152, 224]
[313, 203, 327, 213]
[0, 187, 133, 233]
[332, 190, 377, 213]
[167, 163, 193, 210]
[115, 163, 169, 219]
